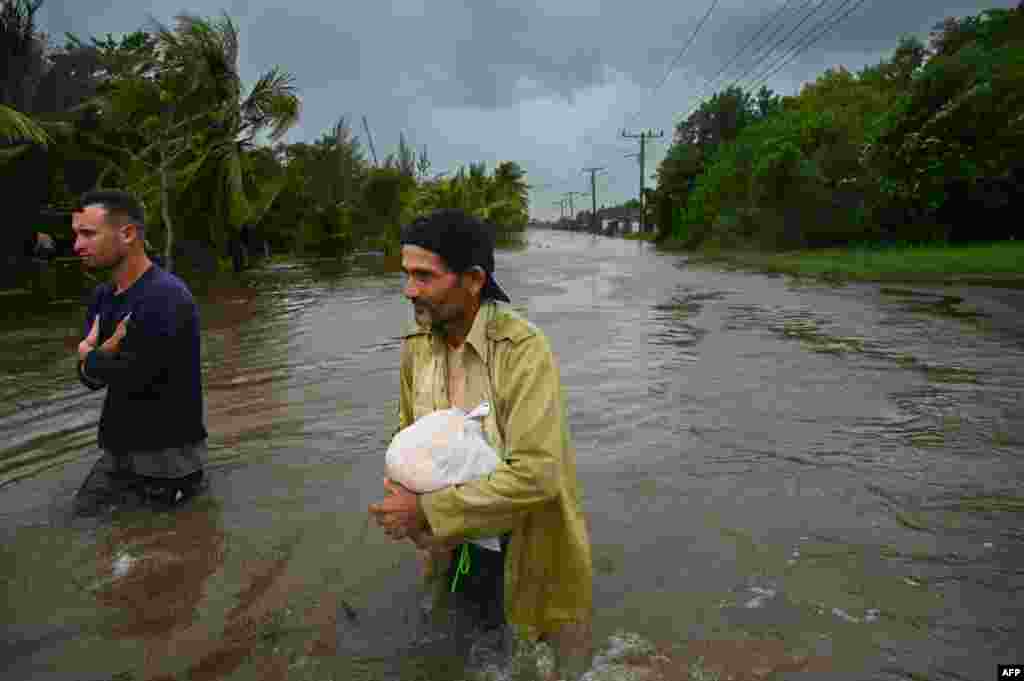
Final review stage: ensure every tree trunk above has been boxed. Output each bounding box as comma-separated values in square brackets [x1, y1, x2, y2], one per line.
[159, 147, 175, 273]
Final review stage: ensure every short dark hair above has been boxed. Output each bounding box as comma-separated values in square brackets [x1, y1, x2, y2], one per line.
[399, 208, 511, 302]
[400, 209, 496, 275]
[78, 189, 146, 236]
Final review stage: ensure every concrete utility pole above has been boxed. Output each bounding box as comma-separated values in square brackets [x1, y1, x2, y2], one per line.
[621, 128, 664, 232]
[563, 191, 586, 226]
[581, 167, 606, 233]
[553, 199, 566, 221]
[624, 153, 641, 231]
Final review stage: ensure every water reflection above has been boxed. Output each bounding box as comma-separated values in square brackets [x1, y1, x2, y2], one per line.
[92, 501, 226, 678]
[1, 235, 1023, 680]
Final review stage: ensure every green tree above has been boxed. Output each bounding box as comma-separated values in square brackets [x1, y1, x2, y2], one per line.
[675, 86, 760, 155]
[413, 160, 529, 237]
[0, 0, 48, 149]
[0, 103, 49, 149]
[270, 116, 368, 254]
[359, 166, 415, 253]
[416, 144, 431, 180]
[1, 0, 78, 257]
[489, 160, 529, 232]
[74, 13, 299, 271]
[864, 7, 1024, 240]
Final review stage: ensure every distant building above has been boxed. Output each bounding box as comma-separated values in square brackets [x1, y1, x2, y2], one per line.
[598, 206, 641, 236]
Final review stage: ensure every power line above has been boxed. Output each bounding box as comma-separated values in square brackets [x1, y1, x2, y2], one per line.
[723, 0, 836, 90]
[718, 0, 821, 93]
[670, 0, 815, 126]
[675, 0, 838, 123]
[581, 167, 606, 233]
[679, 0, 804, 118]
[652, 0, 723, 95]
[745, 0, 869, 94]
[625, 0, 722, 128]
[581, 0, 864, 217]
[730, 0, 858, 95]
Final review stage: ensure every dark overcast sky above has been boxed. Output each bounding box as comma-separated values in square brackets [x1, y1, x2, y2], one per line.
[38, 0, 1011, 220]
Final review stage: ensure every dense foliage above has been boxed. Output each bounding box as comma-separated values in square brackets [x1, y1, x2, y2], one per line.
[655, 5, 1024, 250]
[1, 2, 530, 271]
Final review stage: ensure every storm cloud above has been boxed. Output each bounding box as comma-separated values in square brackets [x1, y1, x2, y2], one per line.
[39, 0, 1012, 219]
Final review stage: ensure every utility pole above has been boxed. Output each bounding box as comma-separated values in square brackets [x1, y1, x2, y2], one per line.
[624, 153, 641, 233]
[581, 167, 606, 233]
[553, 200, 565, 222]
[621, 128, 664, 232]
[563, 191, 586, 227]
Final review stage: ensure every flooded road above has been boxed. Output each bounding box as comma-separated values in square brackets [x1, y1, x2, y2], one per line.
[2, 230, 1023, 681]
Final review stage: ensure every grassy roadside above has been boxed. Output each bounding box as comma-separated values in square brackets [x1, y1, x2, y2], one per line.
[654, 239, 1024, 288]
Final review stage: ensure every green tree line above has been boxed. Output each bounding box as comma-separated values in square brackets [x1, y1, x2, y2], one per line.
[653, 3, 1024, 251]
[1, 2, 530, 273]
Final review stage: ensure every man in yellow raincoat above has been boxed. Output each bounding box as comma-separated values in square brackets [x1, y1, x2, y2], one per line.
[369, 208, 593, 678]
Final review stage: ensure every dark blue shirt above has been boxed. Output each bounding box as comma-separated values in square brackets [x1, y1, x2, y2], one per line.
[79, 264, 207, 454]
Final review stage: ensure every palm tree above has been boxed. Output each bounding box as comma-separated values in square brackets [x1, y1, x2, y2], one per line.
[493, 161, 528, 207]
[0, 0, 66, 161]
[0, 103, 49, 152]
[155, 13, 299, 267]
[1, 0, 81, 262]
[78, 12, 300, 271]
[486, 161, 529, 230]
[1, 0, 44, 125]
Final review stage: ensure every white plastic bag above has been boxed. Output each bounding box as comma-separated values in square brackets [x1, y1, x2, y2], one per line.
[386, 402, 502, 551]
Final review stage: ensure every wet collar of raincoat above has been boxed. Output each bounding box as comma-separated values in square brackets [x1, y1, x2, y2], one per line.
[461, 297, 495, 360]
[412, 299, 495, 361]
[402, 300, 537, 347]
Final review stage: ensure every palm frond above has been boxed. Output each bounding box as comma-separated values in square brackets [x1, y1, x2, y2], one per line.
[0, 143, 32, 163]
[246, 170, 288, 227]
[225, 150, 250, 228]
[241, 67, 300, 140]
[176, 145, 215, 192]
[212, 12, 240, 73]
[0, 104, 51, 146]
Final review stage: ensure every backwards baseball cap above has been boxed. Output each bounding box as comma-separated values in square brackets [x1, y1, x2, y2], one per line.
[399, 208, 511, 303]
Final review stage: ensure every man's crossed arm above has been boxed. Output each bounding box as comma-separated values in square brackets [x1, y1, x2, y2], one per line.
[77, 308, 182, 393]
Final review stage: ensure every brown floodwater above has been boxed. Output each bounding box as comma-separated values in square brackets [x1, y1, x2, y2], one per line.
[2, 231, 1023, 681]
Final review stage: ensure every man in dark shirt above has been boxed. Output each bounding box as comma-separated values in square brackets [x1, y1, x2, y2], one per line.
[71, 190, 208, 516]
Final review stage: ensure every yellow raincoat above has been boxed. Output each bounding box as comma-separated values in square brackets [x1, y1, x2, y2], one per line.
[397, 300, 593, 639]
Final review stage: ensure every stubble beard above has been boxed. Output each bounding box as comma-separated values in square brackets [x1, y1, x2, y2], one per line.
[414, 302, 455, 336]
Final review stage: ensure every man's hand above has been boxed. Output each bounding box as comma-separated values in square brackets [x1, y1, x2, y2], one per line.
[78, 314, 100, 362]
[368, 478, 429, 541]
[99, 312, 131, 354]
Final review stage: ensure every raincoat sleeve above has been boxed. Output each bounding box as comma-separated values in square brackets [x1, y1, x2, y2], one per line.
[420, 334, 564, 540]
[396, 339, 415, 436]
